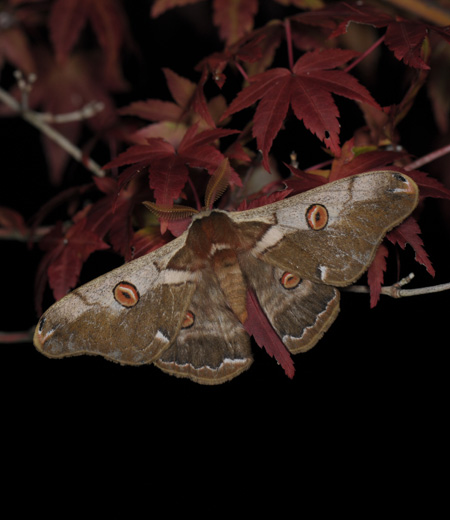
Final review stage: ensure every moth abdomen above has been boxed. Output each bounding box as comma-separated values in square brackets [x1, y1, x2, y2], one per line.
[212, 248, 248, 324]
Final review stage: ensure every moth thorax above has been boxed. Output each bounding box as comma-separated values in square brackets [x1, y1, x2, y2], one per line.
[212, 248, 248, 324]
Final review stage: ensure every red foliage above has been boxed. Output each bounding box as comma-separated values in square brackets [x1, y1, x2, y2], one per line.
[222, 48, 380, 171]
[36, 218, 109, 311]
[244, 289, 295, 379]
[2, 0, 450, 316]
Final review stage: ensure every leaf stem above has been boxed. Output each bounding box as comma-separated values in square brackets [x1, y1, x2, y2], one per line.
[234, 61, 249, 82]
[187, 176, 202, 211]
[284, 18, 294, 72]
[0, 85, 105, 177]
[344, 34, 386, 73]
[344, 272, 450, 298]
[405, 142, 450, 170]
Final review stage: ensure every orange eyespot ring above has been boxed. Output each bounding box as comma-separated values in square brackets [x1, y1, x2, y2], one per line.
[113, 282, 140, 308]
[306, 204, 328, 230]
[181, 311, 195, 329]
[281, 272, 301, 289]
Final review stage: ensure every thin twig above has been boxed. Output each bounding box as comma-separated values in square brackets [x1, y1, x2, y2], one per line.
[344, 35, 386, 73]
[405, 143, 450, 170]
[0, 327, 34, 344]
[0, 85, 105, 177]
[0, 226, 52, 241]
[344, 272, 450, 298]
[37, 101, 105, 123]
[285, 18, 294, 72]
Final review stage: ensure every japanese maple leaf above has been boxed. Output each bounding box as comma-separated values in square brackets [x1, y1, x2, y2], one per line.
[36, 218, 109, 307]
[120, 68, 194, 124]
[0, 206, 28, 237]
[387, 217, 434, 277]
[366, 216, 434, 308]
[296, 1, 450, 70]
[151, 0, 258, 45]
[222, 48, 380, 171]
[85, 177, 149, 261]
[0, 24, 35, 75]
[103, 125, 242, 208]
[196, 23, 284, 88]
[237, 189, 292, 211]
[212, 0, 258, 45]
[49, 0, 131, 88]
[328, 139, 410, 181]
[244, 289, 295, 379]
[120, 67, 216, 143]
[366, 243, 389, 308]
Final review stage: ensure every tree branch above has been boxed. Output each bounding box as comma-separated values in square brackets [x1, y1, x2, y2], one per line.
[344, 273, 450, 298]
[0, 328, 34, 344]
[0, 85, 105, 177]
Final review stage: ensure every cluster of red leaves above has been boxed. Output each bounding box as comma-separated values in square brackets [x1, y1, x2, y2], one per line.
[0, 0, 130, 182]
[2, 1, 450, 362]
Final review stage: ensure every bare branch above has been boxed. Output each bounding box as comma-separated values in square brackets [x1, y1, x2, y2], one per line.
[344, 272, 450, 298]
[0, 225, 52, 242]
[37, 101, 105, 123]
[0, 83, 105, 178]
[406, 143, 450, 171]
[0, 327, 34, 344]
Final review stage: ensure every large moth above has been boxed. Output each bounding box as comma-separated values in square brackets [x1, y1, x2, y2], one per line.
[34, 171, 419, 384]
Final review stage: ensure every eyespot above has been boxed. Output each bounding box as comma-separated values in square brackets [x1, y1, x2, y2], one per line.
[280, 272, 301, 290]
[113, 282, 140, 308]
[306, 204, 328, 230]
[181, 311, 195, 329]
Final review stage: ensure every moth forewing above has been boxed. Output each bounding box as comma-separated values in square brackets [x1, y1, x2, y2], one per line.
[231, 171, 419, 287]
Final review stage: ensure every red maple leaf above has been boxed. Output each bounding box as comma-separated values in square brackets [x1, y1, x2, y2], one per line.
[222, 48, 380, 171]
[85, 176, 148, 260]
[407, 170, 450, 200]
[237, 188, 293, 211]
[328, 141, 410, 181]
[244, 289, 295, 379]
[103, 125, 242, 209]
[283, 166, 327, 194]
[119, 68, 218, 145]
[367, 243, 389, 308]
[212, 0, 258, 45]
[151, 0, 259, 46]
[0, 24, 35, 75]
[296, 1, 450, 70]
[49, 0, 131, 88]
[387, 217, 435, 277]
[0, 206, 28, 237]
[36, 218, 109, 308]
[197, 30, 269, 88]
[129, 227, 171, 260]
[119, 68, 194, 124]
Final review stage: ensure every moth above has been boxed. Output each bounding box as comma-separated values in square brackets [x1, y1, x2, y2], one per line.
[34, 171, 419, 384]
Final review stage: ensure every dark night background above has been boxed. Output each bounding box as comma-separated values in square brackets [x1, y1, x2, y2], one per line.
[0, 0, 448, 496]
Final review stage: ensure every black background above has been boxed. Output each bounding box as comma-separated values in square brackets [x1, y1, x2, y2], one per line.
[0, 0, 448, 498]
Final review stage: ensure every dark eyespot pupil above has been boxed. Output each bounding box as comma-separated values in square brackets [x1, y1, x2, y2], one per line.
[122, 291, 131, 299]
[394, 173, 406, 182]
[38, 317, 46, 332]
